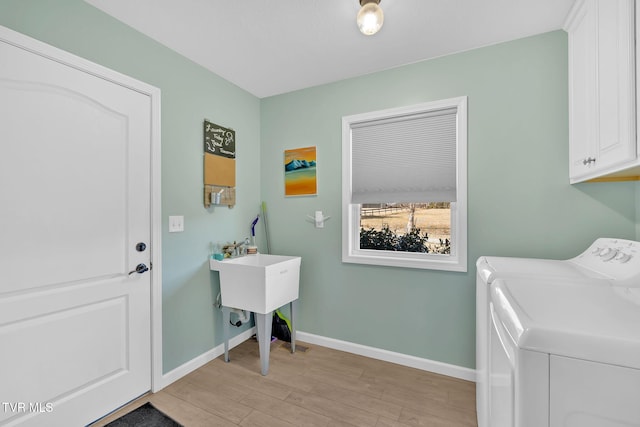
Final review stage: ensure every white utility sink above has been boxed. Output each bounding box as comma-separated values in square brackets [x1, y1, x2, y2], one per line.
[210, 253, 302, 375]
[210, 254, 301, 314]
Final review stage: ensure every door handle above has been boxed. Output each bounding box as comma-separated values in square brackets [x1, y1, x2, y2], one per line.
[129, 263, 149, 275]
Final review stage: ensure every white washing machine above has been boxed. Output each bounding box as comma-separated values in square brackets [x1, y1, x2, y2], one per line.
[476, 240, 616, 427]
[488, 238, 640, 427]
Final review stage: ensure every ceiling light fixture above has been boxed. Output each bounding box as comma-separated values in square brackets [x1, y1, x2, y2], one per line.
[357, 0, 384, 36]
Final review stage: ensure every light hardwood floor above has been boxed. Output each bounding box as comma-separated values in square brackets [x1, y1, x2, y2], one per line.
[92, 339, 478, 426]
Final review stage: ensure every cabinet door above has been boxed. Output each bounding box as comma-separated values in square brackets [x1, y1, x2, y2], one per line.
[566, 0, 636, 182]
[594, 0, 636, 171]
[567, 0, 597, 179]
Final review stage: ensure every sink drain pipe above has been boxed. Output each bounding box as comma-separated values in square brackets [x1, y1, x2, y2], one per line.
[215, 292, 250, 326]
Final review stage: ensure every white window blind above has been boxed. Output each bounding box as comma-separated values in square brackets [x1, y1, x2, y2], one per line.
[350, 107, 458, 203]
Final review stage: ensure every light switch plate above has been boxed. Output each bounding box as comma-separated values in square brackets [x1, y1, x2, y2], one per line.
[169, 215, 184, 232]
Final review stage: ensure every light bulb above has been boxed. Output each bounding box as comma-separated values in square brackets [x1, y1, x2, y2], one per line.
[357, 1, 384, 35]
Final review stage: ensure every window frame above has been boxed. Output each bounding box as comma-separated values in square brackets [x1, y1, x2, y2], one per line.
[341, 97, 468, 272]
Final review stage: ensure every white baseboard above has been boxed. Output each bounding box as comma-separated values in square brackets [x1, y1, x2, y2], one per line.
[296, 331, 477, 382]
[157, 327, 256, 390]
[157, 327, 476, 390]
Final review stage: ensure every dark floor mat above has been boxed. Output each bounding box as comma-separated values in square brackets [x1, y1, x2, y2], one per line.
[104, 402, 182, 427]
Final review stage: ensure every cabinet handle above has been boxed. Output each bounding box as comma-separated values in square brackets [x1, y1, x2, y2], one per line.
[582, 157, 596, 165]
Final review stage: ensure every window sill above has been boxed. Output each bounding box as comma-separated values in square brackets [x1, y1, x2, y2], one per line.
[342, 250, 467, 272]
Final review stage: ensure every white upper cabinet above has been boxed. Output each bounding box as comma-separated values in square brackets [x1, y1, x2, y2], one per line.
[565, 0, 637, 183]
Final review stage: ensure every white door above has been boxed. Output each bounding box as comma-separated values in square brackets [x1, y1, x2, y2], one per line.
[0, 29, 153, 426]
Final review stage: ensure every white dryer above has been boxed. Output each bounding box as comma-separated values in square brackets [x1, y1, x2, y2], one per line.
[476, 241, 615, 427]
[488, 238, 640, 427]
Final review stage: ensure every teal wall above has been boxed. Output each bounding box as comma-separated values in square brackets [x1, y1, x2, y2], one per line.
[0, 0, 262, 373]
[261, 30, 637, 368]
[1, 2, 637, 373]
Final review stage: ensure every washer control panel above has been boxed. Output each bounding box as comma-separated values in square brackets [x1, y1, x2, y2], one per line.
[573, 238, 640, 283]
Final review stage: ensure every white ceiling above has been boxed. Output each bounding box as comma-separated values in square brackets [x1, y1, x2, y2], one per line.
[85, 0, 576, 98]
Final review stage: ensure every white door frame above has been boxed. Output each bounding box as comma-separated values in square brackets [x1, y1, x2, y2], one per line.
[0, 24, 164, 394]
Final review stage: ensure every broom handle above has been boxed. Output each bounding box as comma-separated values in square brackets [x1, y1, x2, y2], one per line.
[261, 201, 271, 254]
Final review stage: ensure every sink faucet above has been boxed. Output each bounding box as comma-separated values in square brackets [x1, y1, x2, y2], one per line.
[223, 239, 249, 257]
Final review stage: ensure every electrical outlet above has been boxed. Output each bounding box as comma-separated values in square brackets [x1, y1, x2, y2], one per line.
[169, 215, 184, 232]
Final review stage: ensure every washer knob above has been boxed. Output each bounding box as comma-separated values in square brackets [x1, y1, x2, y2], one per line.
[601, 249, 618, 261]
[615, 253, 632, 263]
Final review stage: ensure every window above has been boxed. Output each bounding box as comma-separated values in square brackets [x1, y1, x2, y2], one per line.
[341, 97, 467, 271]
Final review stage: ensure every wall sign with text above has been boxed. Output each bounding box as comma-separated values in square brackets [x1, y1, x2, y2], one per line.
[203, 120, 236, 208]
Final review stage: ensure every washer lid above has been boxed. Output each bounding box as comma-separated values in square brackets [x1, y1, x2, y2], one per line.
[477, 256, 606, 284]
[491, 278, 640, 369]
